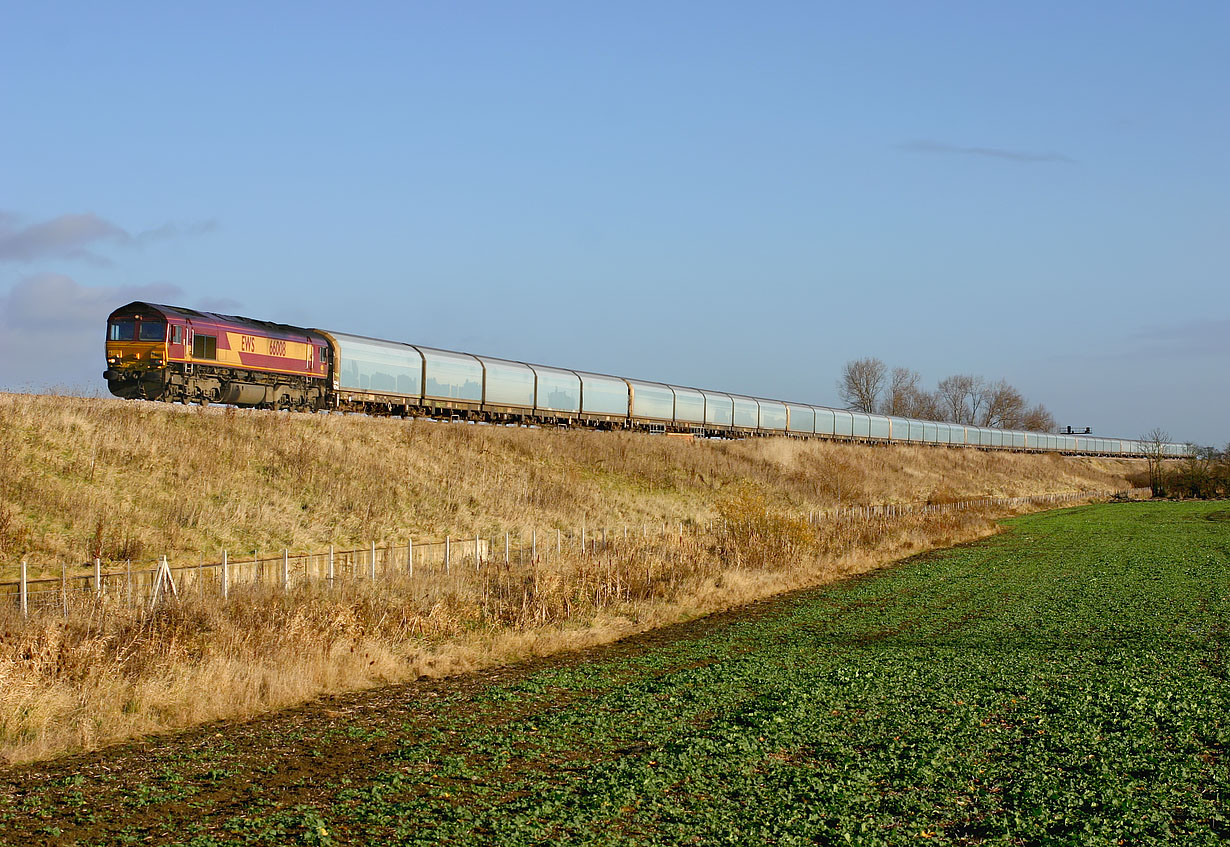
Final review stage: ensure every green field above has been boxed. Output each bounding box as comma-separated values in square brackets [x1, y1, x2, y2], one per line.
[3, 501, 1227, 845]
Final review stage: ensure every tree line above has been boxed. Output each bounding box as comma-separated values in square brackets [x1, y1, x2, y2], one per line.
[1139, 428, 1226, 498]
[837, 357, 1056, 432]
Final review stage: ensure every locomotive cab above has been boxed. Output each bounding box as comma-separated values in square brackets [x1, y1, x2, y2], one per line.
[104, 305, 175, 400]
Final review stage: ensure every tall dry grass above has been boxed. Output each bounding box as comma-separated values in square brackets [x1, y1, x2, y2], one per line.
[0, 392, 1141, 576]
[0, 392, 1146, 763]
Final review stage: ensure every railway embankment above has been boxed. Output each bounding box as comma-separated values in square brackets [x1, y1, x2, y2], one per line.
[0, 392, 1147, 762]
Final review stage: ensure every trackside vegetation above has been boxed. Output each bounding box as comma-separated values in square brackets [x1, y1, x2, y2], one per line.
[1, 501, 1226, 844]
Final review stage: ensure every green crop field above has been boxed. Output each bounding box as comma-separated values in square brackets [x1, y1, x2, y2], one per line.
[2, 501, 1227, 845]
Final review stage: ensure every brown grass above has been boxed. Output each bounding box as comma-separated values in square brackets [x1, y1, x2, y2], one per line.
[0, 392, 1146, 763]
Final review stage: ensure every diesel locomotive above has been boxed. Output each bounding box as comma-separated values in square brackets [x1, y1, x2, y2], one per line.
[104, 301, 1190, 457]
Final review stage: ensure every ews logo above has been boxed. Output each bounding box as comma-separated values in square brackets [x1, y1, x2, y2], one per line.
[240, 335, 287, 357]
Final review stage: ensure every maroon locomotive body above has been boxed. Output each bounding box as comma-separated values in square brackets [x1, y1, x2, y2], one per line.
[104, 302, 331, 409]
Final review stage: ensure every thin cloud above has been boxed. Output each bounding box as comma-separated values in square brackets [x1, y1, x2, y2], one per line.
[0, 274, 184, 389]
[1, 273, 183, 331]
[0, 211, 217, 265]
[898, 139, 1076, 164]
[1129, 318, 1230, 356]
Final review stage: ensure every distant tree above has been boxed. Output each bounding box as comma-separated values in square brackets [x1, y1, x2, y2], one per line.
[838, 357, 886, 414]
[846, 359, 1054, 432]
[967, 376, 990, 425]
[1020, 402, 1056, 433]
[979, 380, 1027, 429]
[911, 389, 942, 421]
[935, 374, 981, 425]
[1218, 444, 1230, 489]
[1140, 427, 1171, 497]
[881, 367, 922, 416]
[1172, 445, 1219, 498]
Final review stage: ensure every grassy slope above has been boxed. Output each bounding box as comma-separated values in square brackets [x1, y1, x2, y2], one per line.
[0, 392, 1142, 575]
[0, 392, 1149, 764]
[2, 502, 1226, 845]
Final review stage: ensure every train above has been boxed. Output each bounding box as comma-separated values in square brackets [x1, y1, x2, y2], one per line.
[103, 301, 1191, 457]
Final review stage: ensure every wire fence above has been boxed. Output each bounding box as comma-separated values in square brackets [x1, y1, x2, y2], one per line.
[1, 488, 1143, 621]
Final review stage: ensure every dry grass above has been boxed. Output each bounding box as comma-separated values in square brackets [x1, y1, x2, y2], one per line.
[0, 392, 1146, 763]
[0, 392, 1140, 575]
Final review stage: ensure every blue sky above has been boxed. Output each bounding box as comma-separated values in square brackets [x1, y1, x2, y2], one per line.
[1, 2, 1225, 444]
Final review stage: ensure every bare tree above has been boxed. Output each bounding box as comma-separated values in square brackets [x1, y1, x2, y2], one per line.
[881, 367, 922, 416]
[843, 359, 1053, 433]
[979, 380, 1026, 429]
[838, 357, 886, 413]
[1020, 402, 1056, 433]
[936, 374, 977, 424]
[911, 389, 942, 421]
[967, 376, 990, 424]
[1140, 427, 1171, 497]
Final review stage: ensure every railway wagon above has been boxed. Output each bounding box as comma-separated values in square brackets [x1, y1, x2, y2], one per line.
[105, 302, 330, 409]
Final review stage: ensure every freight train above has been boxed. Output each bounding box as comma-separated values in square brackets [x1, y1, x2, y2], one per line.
[103, 301, 1190, 457]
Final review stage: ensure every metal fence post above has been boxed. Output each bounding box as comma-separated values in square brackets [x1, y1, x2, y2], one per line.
[126, 559, 132, 606]
[61, 564, 67, 619]
[445, 536, 451, 573]
[556, 528, 561, 556]
[476, 534, 481, 571]
[328, 545, 335, 586]
[222, 550, 229, 600]
[283, 549, 289, 592]
[371, 541, 377, 580]
[406, 539, 412, 577]
[94, 557, 102, 596]
[531, 530, 536, 560]
[504, 532, 509, 565]
[19, 560, 27, 619]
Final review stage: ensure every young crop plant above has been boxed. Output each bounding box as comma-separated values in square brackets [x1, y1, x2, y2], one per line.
[0, 501, 1225, 845]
